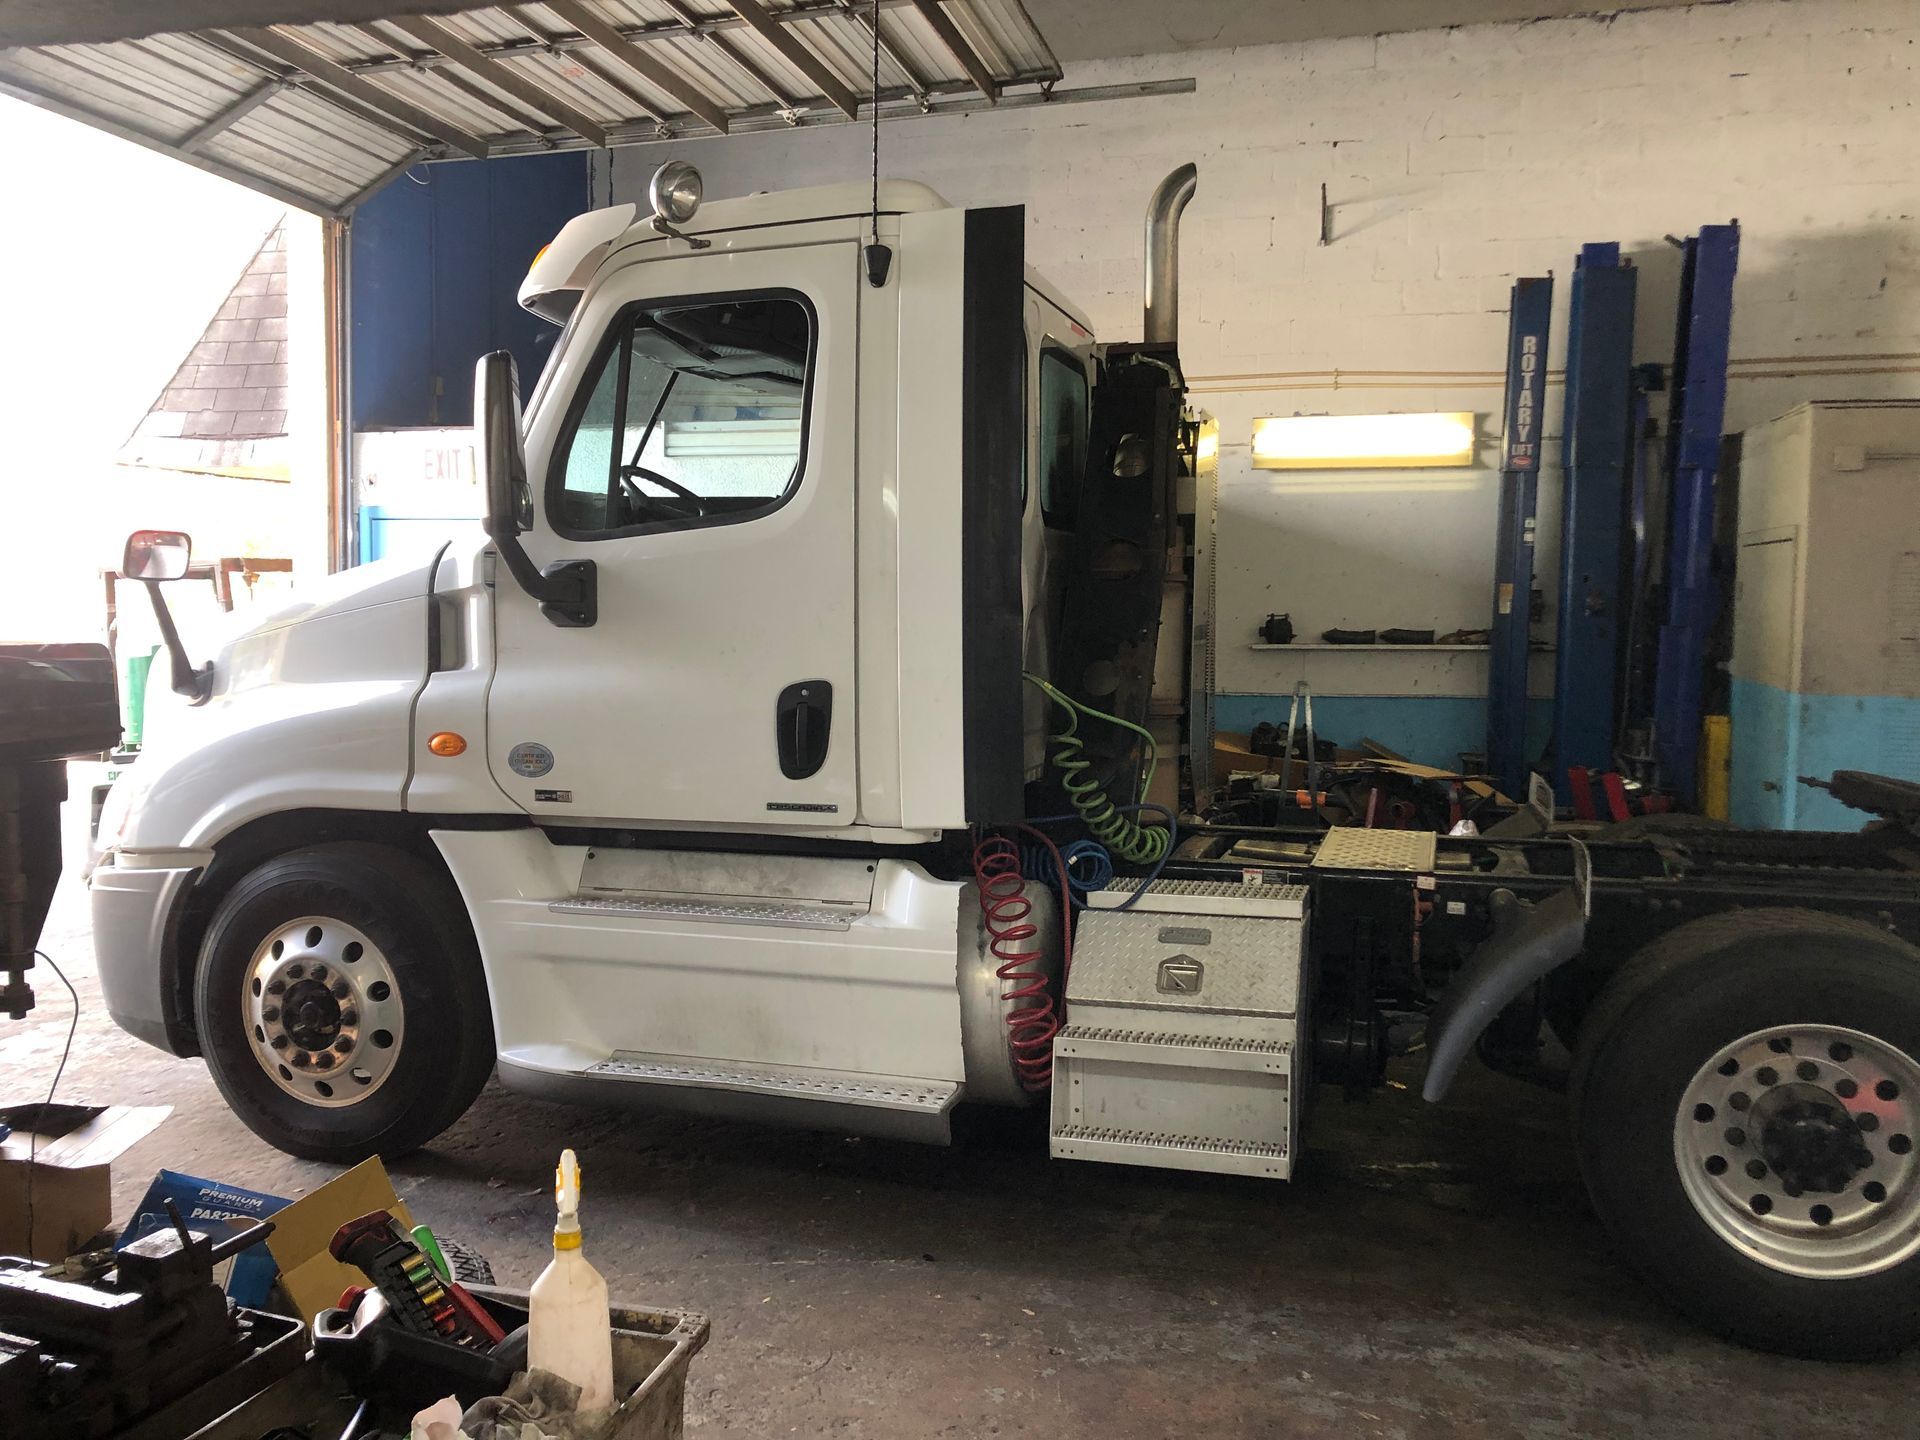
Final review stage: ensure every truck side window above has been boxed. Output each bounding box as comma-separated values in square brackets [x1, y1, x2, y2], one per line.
[550, 292, 813, 538]
[1038, 347, 1088, 531]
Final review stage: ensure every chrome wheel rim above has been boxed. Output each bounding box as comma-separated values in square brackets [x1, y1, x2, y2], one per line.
[1674, 1023, 1920, 1279]
[241, 915, 404, 1107]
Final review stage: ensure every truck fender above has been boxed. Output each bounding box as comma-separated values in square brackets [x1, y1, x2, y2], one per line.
[1421, 861, 1589, 1102]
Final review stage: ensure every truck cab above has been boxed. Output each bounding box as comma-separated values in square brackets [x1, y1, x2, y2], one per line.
[92, 163, 1194, 1146]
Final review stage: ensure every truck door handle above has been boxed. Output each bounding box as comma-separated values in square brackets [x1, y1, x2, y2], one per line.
[776, 680, 832, 780]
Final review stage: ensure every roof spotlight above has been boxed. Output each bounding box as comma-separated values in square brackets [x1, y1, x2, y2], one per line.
[648, 161, 710, 248]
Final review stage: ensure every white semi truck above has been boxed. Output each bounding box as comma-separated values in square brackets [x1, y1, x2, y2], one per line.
[90, 162, 1920, 1360]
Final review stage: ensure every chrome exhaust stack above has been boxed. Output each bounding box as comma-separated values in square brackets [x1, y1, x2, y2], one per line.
[1143, 162, 1197, 346]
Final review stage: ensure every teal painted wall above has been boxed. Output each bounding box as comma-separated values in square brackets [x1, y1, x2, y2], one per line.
[1729, 679, 1920, 830]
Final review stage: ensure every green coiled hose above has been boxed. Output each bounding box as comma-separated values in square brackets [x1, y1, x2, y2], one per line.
[1023, 673, 1172, 864]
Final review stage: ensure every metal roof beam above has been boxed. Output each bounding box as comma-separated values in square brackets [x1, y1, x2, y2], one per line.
[0, 68, 339, 216]
[176, 77, 284, 152]
[280, 2, 1056, 90]
[474, 75, 1193, 153]
[501, 6, 669, 129]
[541, 0, 732, 135]
[909, 0, 999, 102]
[337, 148, 432, 214]
[656, 0, 800, 111]
[349, 21, 545, 133]
[837, 0, 930, 111]
[224, 25, 491, 159]
[191, 29, 451, 154]
[385, 14, 610, 148]
[722, 0, 861, 119]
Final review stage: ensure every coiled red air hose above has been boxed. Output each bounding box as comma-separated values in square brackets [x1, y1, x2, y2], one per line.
[971, 832, 1071, 1091]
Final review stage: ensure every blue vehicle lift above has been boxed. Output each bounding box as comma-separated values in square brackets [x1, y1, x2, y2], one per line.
[1487, 275, 1553, 798]
[1650, 223, 1741, 805]
[1550, 244, 1638, 799]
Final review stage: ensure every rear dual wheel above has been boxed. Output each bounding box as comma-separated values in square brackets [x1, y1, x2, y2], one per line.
[1573, 909, 1920, 1359]
[196, 843, 495, 1162]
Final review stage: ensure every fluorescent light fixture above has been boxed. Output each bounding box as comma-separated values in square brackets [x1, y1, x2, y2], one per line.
[1251, 412, 1478, 470]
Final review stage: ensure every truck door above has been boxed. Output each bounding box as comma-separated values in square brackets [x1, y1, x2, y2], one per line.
[487, 242, 858, 827]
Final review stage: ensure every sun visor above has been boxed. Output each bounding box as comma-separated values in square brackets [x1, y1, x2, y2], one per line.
[519, 204, 638, 322]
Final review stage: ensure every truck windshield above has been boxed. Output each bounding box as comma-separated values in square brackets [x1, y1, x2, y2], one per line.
[552, 293, 812, 537]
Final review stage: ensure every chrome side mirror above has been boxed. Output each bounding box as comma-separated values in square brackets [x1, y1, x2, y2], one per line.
[120, 529, 210, 703]
[123, 529, 191, 582]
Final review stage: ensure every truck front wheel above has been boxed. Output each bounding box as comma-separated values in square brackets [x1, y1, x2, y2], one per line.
[194, 842, 494, 1162]
[1572, 909, 1920, 1359]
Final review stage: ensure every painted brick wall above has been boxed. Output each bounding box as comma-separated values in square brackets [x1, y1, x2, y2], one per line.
[604, 0, 1920, 765]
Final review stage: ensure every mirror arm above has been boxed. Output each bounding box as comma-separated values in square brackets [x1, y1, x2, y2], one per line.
[477, 348, 595, 628]
[484, 519, 597, 629]
[142, 579, 213, 704]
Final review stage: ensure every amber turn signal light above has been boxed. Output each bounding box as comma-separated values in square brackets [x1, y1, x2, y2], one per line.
[427, 732, 467, 757]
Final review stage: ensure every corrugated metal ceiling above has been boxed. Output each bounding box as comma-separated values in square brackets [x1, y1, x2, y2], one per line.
[0, 2, 1189, 216]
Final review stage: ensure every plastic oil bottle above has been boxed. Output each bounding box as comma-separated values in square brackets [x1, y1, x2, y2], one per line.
[529, 1148, 616, 1413]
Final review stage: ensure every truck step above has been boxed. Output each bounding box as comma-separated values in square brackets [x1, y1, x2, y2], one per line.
[1049, 884, 1304, 1180]
[583, 1051, 960, 1115]
[1050, 1125, 1289, 1178]
[550, 895, 856, 930]
[1053, 1024, 1293, 1073]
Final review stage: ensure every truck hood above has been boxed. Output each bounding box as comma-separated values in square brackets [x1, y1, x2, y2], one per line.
[114, 548, 453, 854]
[231, 549, 445, 637]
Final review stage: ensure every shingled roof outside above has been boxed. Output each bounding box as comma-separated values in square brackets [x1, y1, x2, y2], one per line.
[119, 219, 292, 480]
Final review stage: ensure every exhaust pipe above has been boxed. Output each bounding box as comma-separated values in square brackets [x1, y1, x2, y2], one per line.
[1143, 162, 1197, 347]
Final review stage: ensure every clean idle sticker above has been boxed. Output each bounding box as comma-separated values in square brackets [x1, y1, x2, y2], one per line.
[506, 741, 555, 779]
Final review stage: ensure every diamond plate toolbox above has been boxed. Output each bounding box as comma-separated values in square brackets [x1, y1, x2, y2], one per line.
[1050, 881, 1308, 1180]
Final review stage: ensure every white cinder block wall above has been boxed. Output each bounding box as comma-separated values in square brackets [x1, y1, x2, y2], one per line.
[604, 0, 1920, 766]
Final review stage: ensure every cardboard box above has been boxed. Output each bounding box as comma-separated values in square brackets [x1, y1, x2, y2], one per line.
[118, 1169, 291, 1307]
[0, 1102, 171, 1261]
[265, 1156, 415, 1323]
[1213, 731, 1278, 777]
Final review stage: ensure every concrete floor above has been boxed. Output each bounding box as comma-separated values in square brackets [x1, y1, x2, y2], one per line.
[11, 800, 1920, 1437]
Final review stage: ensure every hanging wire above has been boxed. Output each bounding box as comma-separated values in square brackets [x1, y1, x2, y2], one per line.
[868, 0, 882, 247]
[24, 949, 80, 1257]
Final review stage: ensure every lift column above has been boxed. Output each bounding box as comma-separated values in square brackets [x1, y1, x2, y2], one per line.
[1550, 245, 1637, 798]
[1651, 223, 1740, 805]
[1487, 276, 1553, 798]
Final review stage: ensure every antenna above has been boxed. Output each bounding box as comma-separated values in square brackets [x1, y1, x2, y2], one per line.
[863, 0, 891, 287]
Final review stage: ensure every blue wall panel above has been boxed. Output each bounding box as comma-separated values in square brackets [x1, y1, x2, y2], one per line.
[1729, 679, 1919, 831]
[349, 153, 590, 431]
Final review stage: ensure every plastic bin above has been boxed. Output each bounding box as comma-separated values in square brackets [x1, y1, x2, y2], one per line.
[186, 1289, 709, 1439]
[591, 1299, 709, 1440]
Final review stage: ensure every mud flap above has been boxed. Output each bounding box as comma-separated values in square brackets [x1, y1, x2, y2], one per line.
[1421, 841, 1591, 1101]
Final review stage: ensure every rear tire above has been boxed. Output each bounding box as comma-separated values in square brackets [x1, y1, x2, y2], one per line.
[438, 1235, 495, 1286]
[195, 843, 494, 1163]
[1572, 909, 1920, 1359]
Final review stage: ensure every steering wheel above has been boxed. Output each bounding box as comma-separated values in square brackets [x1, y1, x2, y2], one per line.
[617, 464, 707, 520]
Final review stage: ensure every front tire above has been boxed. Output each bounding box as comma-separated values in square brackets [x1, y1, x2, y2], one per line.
[195, 843, 494, 1162]
[1572, 909, 1920, 1359]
